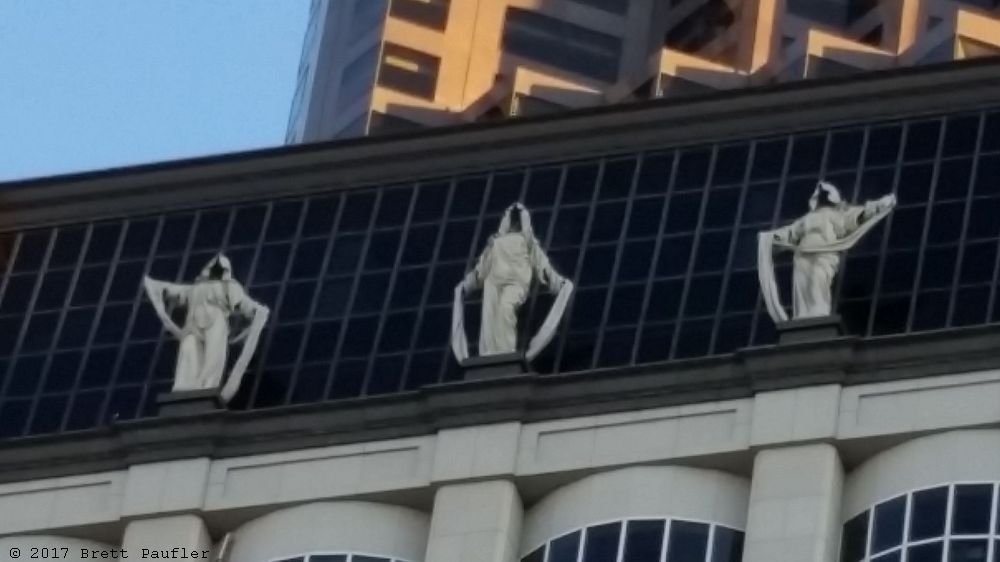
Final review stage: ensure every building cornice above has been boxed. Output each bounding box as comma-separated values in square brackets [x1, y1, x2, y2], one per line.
[1, 324, 999, 484]
[1, 58, 1000, 231]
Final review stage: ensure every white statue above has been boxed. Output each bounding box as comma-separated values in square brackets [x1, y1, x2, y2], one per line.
[452, 203, 573, 361]
[758, 181, 896, 322]
[143, 254, 270, 402]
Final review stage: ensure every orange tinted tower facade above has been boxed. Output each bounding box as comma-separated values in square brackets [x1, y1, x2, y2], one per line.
[286, 0, 1000, 143]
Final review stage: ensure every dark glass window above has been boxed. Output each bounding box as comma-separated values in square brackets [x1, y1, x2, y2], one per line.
[521, 546, 545, 562]
[502, 8, 622, 83]
[582, 522, 621, 562]
[50, 227, 86, 268]
[622, 520, 665, 562]
[667, 521, 708, 562]
[713, 144, 748, 186]
[563, 163, 599, 204]
[789, 134, 825, 175]
[865, 126, 902, 166]
[751, 138, 787, 180]
[711, 527, 744, 562]
[871, 495, 905, 554]
[7, 107, 1000, 438]
[13, 231, 50, 273]
[910, 486, 948, 541]
[841, 511, 869, 562]
[948, 540, 988, 562]
[944, 114, 981, 157]
[637, 152, 673, 194]
[905, 120, 941, 160]
[952, 484, 993, 535]
[157, 215, 194, 254]
[827, 129, 863, 170]
[549, 530, 582, 562]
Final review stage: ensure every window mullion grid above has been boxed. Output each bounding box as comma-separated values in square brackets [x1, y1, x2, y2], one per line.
[0, 229, 56, 414]
[441, 173, 497, 381]
[26, 224, 95, 431]
[399, 179, 457, 389]
[511, 169, 540, 351]
[864, 502, 875, 562]
[139, 215, 191, 408]
[900, 492, 913, 561]
[287, 194, 346, 396]
[615, 518, 628, 561]
[60, 222, 140, 431]
[904, 118, 948, 333]
[0, 228, 51, 435]
[660, 518, 671, 562]
[592, 153, 645, 368]
[630, 151, 679, 363]
[944, 484, 955, 562]
[668, 146, 718, 360]
[521, 166, 567, 356]
[85, 222, 133, 426]
[135, 210, 233, 417]
[864, 123, 908, 337]
[705, 523, 716, 562]
[0, 233, 24, 313]
[831, 126, 871, 318]
[0, 229, 55, 435]
[749, 131, 813, 344]
[988, 484, 999, 562]
[361, 186, 419, 394]
[707, 141, 758, 353]
[238, 203, 279, 406]
[552, 159, 607, 372]
[258, 200, 310, 405]
[321, 190, 384, 399]
[945, 112, 987, 327]
[983, 127, 1000, 314]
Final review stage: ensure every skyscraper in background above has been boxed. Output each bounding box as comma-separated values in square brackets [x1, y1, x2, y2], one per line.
[285, 0, 1000, 144]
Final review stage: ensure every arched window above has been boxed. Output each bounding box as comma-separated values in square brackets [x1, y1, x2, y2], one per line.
[841, 482, 1000, 562]
[520, 517, 744, 562]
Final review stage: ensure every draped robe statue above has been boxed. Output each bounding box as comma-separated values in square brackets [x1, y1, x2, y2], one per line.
[452, 203, 574, 361]
[143, 254, 269, 402]
[759, 181, 896, 322]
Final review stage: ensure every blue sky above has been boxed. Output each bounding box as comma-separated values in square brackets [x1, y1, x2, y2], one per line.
[0, 0, 310, 182]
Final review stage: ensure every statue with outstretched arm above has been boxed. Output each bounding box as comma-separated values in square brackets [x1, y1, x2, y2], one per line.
[143, 254, 269, 402]
[759, 181, 896, 322]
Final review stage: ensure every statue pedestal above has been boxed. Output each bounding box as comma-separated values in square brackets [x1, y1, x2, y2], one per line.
[776, 315, 843, 345]
[156, 388, 223, 417]
[461, 353, 529, 381]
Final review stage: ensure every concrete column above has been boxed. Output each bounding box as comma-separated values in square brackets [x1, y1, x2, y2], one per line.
[424, 480, 523, 562]
[122, 515, 213, 561]
[742, 444, 844, 562]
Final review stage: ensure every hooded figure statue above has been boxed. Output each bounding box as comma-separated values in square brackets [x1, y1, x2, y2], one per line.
[143, 254, 269, 402]
[758, 181, 896, 322]
[452, 203, 573, 361]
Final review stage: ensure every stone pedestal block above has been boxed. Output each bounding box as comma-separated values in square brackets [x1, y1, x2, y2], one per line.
[461, 352, 529, 381]
[777, 315, 843, 345]
[157, 388, 223, 417]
